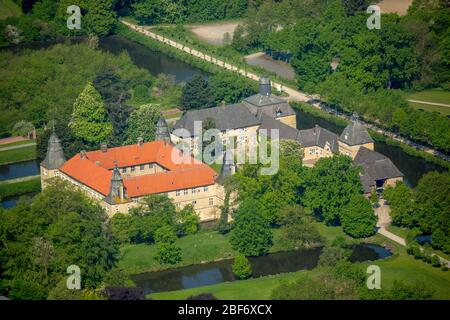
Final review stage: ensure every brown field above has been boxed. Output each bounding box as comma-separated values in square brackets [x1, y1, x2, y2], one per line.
[187, 21, 241, 46]
[377, 0, 413, 15]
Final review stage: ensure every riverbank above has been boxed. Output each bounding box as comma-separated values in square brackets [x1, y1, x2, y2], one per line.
[118, 222, 355, 275]
[149, 247, 450, 300]
[292, 102, 450, 171]
[0, 145, 36, 165]
[0, 176, 40, 200]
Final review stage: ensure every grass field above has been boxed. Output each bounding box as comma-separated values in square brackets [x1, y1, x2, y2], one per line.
[0, 0, 22, 20]
[118, 222, 356, 275]
[150, 248, 450, 300]
[0, 145, 36, 165]
[0, 140, 35, 149]
[408, 89, 450, 115]
[0, 176, 40, 199]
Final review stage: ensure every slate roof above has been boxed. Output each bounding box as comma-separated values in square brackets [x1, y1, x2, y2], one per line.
[155, 116, 171, 143]
[354, 147, 404, 193]
[172, 104, 261, 138]
[243, 96, 296, 119]
[339, 121, 373, 146]
[257, 113, 339, 152]
[41, 132, 66, 170]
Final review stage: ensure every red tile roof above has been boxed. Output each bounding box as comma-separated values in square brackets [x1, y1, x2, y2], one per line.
[59, 141, 217, 197]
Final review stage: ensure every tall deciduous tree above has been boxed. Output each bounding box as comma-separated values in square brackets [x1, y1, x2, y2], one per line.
[69, 82, 113, 145]
[230, 199, 273, 256]
[340, 194, 377, 238]
[125, 104, 160, 144]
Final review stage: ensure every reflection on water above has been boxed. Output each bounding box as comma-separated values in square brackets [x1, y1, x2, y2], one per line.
[132, 244, 391, 294]
[295, 108, 447, 187]
[98, 36, 209, 83]
[0, 160, 40, 181]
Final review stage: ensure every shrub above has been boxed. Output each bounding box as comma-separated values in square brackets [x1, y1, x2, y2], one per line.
[155, 242, 182, 265]
[232, 254, 252, 280]
[431, 255, 441, 268]
[154, 225, 177, 244]
[318, 246, 351, 267]
[187, 293, 217, 300]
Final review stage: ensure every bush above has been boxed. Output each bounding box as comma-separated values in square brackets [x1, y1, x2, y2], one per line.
[133, 84, 151, 103]
[187, 293, 217, 300]
[318, 246, 351, 267]
[431, 255, 441, 268]
[155, 242, 182, 265]
[154, 225, 177, 244]
[232, 254, 252, 279]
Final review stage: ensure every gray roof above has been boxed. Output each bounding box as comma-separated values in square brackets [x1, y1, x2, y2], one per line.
[339, 121, 373, 146]
[41, 132, 66, 170]
[217, 149, 236, 184]
[155, 116, 171, 143]
[243, 93, 286, 108]
[354, 147, 404, 192]
[172, 104, 260, 138]
[104, 166, 127, 205]
[258, 113, 339, 152]
[242, 95, 296, 119]
[298, 126, 339, 153]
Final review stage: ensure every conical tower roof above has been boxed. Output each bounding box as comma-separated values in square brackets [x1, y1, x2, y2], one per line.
[41, 131, 66, 169]
[217, 149, 235, 183]
[155, 115, 171, 143]
[105, 165, 127, 205]
[339, 116, 373, 146]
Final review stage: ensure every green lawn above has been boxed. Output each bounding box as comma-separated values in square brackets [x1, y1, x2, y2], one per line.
[118, 222, 358, 275]
[0, 0, 22, 20]
[0, 145, 36, 165]
[0, 177, 41, 199]
[408, 89, 450, 115]
[150, 248, 450, 300]
[0, 140, 36, 149]
[118, 231, 236, 275]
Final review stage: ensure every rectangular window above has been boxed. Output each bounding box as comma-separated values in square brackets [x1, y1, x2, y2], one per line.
[183, 189, 189, 195]
[140, 164, 145, 170]
[209, 198, 213, 206]
[191, 188, 196, 194]
[192, 200, 197, 205]
[131, 166, 135, 172]
[203, 186, 208, 192]
[122, 167, 127, 173]
[176, 190, 181, 196]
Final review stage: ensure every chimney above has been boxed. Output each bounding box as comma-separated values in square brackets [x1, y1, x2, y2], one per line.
[137, 137, 144, 147]
[101, 143, 107, 153]
[80, 150, 87, 159]
[313, 124, 318, 135]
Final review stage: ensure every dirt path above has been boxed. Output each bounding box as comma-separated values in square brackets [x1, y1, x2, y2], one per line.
[377, 0, 413, 15]
[408, 100, 450, 108]
[187, 21, 240, 46]
[0, 142, 36, 152]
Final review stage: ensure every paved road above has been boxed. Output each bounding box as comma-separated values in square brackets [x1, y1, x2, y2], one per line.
[0, 143, 36, 152]
[374, 199, 449, 267]
[408, 99, 450, 108]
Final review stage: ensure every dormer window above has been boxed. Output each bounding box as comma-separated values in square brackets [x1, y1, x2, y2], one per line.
[276, 109, 282, 117]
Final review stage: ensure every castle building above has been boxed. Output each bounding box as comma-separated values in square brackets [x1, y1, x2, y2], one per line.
[40, 131, 66, 188]
[171, 77, 296, 155]
[40, 133, 225, 221]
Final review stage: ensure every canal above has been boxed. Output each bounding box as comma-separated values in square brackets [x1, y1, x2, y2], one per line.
[131, 244, 392, 294]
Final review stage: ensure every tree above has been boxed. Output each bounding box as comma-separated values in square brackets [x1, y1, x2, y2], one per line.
[155, 242, 182, 265]
[181, 75, 213, 110]
[383, 182, 415, 226]
[83, 0, 117, 36]
[340, 195, 377, 238]
[319, 246, 351, 267]
[125, 104, 160, 144]
[232, 254, 252, 279]
[174, 204, 200, 236]
[208, 72, 257, 105]
[303, 155, 362, 225]
[154, 225, 177, 244]
[230, 199, 273, 256]
[69, 82, 113, 145]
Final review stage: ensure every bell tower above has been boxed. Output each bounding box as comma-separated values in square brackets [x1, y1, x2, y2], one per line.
[40, 130, 66, 188]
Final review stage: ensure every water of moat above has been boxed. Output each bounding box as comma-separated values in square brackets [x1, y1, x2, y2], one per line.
[132, 244, 392, 294]
[1, 36, 446, 207]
